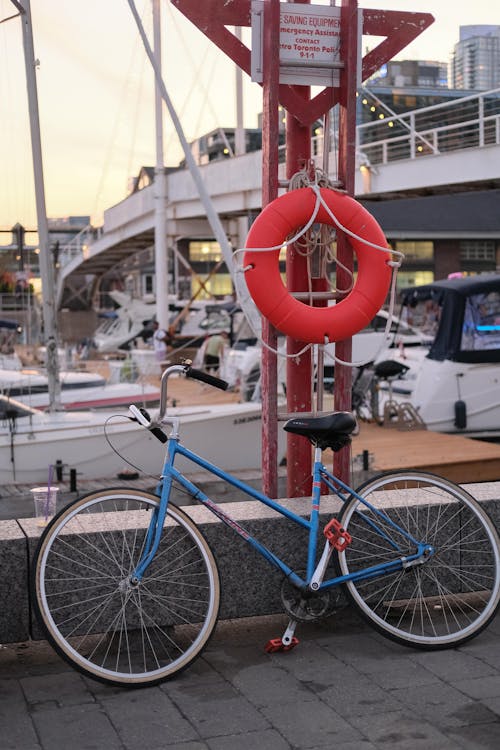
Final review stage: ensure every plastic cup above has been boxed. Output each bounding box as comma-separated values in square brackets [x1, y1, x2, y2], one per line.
[31, 486, 59, 526]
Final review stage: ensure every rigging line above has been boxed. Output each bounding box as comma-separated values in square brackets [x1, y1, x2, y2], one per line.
[91, 4, 149, 219]
[163, 4, 222, 152]
[0, 8, 30, 222]
[125, 47, 148, 180]
[164, 0, 224, 128]
[0, 12, 20, 25]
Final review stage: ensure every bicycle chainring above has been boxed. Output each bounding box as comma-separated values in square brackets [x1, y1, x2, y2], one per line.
[280, 575, 332, 622]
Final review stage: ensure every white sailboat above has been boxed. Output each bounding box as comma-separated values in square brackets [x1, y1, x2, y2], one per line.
[0, 395, 285, 484]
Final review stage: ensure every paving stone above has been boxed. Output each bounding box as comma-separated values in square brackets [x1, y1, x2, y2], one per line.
[445, 721, 500, 749]
[21, 671, 95, 708]
[409, 649, 497, 681]
[269, 640, 356, 684]
[0, 678, 29, 713]
[163, 679, 269, 739]
[314, 672, 403, 717]
[32, 703, 122, 750]
[206, 728, 291, 750]
[350, 709, 460, 749]
[354, 654, 440, 690]
[451, 674, 500, 700]
[259, 699, 362, 747]
[101, 687, 199, 749]
[216, 662, 318, 707]
[395, 681, 498, 728]
[0, 708, 40, 750]
[482, 696, 500, 716]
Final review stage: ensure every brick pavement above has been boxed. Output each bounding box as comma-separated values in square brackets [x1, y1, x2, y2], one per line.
[1, 607, 500, 749]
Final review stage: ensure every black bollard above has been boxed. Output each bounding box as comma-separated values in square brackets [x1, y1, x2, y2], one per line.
[70, 468, 77, 493]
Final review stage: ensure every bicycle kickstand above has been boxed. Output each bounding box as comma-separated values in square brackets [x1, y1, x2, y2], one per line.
[265, 618, 299, 653]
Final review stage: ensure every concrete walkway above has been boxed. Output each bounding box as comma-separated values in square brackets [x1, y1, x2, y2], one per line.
[2, 607, 500, 749]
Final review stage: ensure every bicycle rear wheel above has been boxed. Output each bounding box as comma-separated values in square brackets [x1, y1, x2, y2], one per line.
[334, 471, 500, 649]
[32, 489, 220, 686]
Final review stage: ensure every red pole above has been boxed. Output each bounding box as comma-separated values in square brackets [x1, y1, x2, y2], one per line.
[285, 0, 313, 499]
[261, 0, 280, 498]
[334, 0, 359, 484]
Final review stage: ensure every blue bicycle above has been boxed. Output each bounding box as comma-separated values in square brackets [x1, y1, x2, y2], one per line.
[32, 363, 500, 687]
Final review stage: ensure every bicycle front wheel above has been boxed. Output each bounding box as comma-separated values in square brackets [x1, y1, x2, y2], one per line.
[32, 489, 220, 686]
[335, 471, 500, 649]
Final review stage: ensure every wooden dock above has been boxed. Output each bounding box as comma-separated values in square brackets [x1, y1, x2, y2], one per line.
[350, 422, 500, 483]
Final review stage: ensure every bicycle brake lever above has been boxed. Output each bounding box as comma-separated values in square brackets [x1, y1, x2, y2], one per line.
[129, 405, 168, 443]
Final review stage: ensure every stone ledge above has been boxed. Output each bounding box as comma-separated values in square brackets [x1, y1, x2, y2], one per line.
[1, 482, 499, 644]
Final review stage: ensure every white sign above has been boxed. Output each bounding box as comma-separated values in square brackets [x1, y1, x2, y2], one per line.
[251, 1, 343, 87]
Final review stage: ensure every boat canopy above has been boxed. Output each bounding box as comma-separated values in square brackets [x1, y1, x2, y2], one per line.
[401, 274, 500, 364]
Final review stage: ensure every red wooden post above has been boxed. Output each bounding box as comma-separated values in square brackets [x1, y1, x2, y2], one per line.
[334, 0, 360, 484]
[260, 0, 280, 498]
[285, 0, 313, 499]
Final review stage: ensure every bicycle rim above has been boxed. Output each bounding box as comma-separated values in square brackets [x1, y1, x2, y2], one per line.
[32, 490, 220, 686]
[335, 471, 500, 648]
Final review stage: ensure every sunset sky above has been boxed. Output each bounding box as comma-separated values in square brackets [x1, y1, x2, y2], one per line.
[0, 0, 499, 232]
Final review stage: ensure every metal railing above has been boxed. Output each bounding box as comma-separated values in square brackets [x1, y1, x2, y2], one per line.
[356, 87, 500, 167]
[56, 224, 104, 269]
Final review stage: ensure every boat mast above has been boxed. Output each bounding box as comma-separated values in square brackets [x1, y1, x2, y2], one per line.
[234, 26, 245, 157]
[127, 0, 234, 278]
[17, 0, 61, 410]
[152, 0, 169, 330]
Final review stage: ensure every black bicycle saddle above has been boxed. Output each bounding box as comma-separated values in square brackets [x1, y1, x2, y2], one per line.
[283, 411, 357, 451]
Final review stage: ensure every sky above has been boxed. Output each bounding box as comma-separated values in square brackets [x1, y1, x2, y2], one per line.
[0, 0, 499, 233]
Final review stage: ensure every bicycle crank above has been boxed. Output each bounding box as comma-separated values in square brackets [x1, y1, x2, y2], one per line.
[280, 576, 332, 622]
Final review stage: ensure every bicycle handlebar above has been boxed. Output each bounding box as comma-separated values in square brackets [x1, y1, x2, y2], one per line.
[129, 363, 230, 442]
[185, 366, 228, 391]
[129, 405, 168, 443]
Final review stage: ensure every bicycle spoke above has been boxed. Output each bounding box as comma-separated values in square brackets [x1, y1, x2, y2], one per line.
[335, 471, 500, 648]
[33, 492, 219, 686]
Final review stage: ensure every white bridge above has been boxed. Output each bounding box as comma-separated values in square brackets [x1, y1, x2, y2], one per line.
[57, 87, 500, 307]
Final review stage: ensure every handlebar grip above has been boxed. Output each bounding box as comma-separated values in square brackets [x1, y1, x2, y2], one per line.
[186, 367, 229, 391]
[129, 405, 168, 443]
[149, 425, 168, 444]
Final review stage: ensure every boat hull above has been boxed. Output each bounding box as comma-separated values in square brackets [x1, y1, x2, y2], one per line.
[0, 402, 285, 484]
[411, 358, 500, 437]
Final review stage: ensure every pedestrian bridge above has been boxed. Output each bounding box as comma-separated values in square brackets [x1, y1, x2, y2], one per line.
[57, 87, 500, 306]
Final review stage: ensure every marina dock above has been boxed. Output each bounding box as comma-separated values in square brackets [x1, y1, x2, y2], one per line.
[351, 422, 500, 483]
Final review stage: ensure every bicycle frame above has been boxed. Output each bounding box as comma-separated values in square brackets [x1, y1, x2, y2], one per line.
[131, 432, 429, 591]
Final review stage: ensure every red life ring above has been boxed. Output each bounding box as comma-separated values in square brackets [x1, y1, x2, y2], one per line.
[243, 187, 392, 343]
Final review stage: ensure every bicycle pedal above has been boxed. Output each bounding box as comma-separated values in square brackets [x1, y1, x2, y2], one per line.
[264, 637, 299, 653]
[323, 518, 352, 551]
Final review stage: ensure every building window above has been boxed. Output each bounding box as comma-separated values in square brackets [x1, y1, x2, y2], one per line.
[143, 274, 154, 296]
[191, 273, 232, 299]
[460, 240, 496, 262]
[397, 270, 434, 291]
[394, 241, 434, 261]
[189, 241, 222, 263]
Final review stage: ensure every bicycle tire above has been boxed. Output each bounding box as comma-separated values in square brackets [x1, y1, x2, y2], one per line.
[334, 470, 500, 649]
[31, 488, 220, 687]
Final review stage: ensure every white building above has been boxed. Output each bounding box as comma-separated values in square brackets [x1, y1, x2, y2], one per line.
[450, 25, 500, 90]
